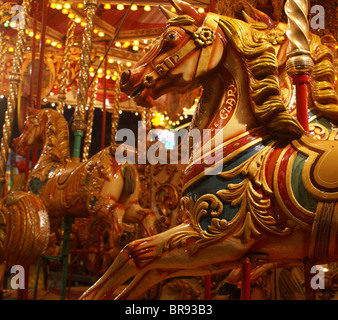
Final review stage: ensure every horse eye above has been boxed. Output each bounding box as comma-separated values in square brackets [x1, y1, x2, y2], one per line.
[166, 32, 177, 41]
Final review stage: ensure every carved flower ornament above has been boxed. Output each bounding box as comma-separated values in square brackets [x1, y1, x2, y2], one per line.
[193, 26, 216, 47]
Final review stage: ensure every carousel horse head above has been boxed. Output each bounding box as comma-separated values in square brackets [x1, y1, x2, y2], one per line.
[120, 0, 225, 108]
[13, 107, 45, 156]
[120, 0, 305, 140]
[13, 108, 70, 162]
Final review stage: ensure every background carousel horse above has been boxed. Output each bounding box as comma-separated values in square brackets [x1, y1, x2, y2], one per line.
[0, 191, 50, 298]
[12, 107, 157, 258]
[80, 0, 338, 300]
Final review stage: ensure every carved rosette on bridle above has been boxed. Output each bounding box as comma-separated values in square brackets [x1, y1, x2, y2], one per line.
[193, 26, 216, 48]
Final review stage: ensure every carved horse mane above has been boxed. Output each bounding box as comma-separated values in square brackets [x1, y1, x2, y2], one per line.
[29, 108, 71, 164]
[208, 15, 338, 138]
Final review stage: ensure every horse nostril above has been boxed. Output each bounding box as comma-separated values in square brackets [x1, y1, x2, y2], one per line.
[120, 70, 131, 86]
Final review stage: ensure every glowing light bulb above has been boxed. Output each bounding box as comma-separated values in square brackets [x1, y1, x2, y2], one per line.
[131, 4, 138, 11]
[117, 4, 124, 10]
[144, 5, 151, 11]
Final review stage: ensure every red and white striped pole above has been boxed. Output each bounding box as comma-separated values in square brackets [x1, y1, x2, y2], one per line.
[285, 0, 314, 133]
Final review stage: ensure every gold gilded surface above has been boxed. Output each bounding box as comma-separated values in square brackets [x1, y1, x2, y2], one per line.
[292, 136, 338, 200]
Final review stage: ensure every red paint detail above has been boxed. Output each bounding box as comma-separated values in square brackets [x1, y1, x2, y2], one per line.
[277, 146, 314, 226]
[182, 128, 267, 187]
[241, 257, 251, 300]
[204, 275, 211, 300]
[293, 74, 310, 133]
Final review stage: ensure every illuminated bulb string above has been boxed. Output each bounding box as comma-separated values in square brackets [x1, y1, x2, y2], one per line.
[89, 0, 137, 87]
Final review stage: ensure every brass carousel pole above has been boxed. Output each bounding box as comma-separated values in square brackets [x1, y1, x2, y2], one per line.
[0, 0, 32, 196]
[285, 0, 314, 133]
[82, 75, 98, 162]
[72, 0, 98, 162]
[0, 39, 7, 76]
[111, 64, 121, 148]
[31, 0, 48, 169]
[285, 0, 315, 299]
[57, 18, 76, 114]
[59, 0, 98, 301]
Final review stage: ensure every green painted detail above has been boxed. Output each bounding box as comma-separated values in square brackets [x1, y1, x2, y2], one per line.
[72, 131, 84, 159]
[291, 153, 318, 213]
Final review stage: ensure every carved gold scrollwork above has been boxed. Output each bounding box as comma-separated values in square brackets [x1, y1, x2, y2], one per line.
[162, 142, 293, 254]
[308, 123, 330, 140]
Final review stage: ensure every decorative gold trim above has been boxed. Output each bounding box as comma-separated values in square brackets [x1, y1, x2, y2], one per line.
[183, 129, 270, 193]
[164, 141, 293, 253]
[292, 136, 338, 200]
[285, 150, 317, 217]
[308, 202, 338, 262]
[273, 145, 312, 230]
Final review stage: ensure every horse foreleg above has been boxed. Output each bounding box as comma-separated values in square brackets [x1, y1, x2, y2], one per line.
[116, 259, 240, 300]
[80, 221, 256, 300]
[80, 222, 195, 300]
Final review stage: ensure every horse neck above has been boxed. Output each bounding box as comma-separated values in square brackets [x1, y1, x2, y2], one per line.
[34, 115, 70, 169]
[191, 43, 259, 142]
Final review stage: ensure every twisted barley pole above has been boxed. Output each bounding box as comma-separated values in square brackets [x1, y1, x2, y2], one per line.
[72, 0, 98, 161]
[111, 64, 122, 148]
[285, 0, 316, 300]
[285, 0, 314, 132]
[82, 75, 98, 161]
[0, 0, 31, 193]
[0, 40, 8, 75]
[57, 18, 76, 114]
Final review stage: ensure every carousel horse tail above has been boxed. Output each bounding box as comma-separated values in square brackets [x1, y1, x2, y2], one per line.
[0, 191, 50, 266]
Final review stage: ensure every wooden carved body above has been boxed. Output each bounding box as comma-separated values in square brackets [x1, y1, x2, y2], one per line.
[75, 0, 338, 299]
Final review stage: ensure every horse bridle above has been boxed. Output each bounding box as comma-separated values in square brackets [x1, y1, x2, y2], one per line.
[143, 13, 220, 88]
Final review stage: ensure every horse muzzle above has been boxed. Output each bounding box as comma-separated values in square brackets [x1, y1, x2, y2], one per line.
[120, 69, 155, 108]
[12, 137, 26, 156]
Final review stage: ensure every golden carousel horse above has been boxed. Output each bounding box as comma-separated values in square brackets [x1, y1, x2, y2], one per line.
[12, 107, 157, 257]
[80, 0, 338, 300]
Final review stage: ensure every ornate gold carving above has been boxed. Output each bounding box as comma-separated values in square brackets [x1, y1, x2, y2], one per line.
[193, 26, 216, 47]
[57, 18, 76, 114]
[74, 0, 97, 127]
[308, 202, 338, 262]
[163, 142, 293, 253]
[83, 75, 98, 161]
[308, 123, 330, 140]
[285, 0, 314, 76]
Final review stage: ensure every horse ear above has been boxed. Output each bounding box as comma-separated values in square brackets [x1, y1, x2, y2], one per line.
[243, 2, 278, 29]
[159, 5, 178, 19]
[242, 10, 256, 24]
[169, 0, 204, 24]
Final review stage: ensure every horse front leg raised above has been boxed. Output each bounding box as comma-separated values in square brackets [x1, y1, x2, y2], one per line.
[80, 222, 257, 300]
